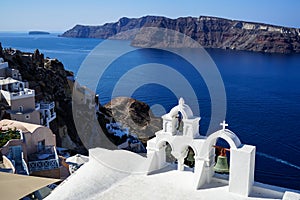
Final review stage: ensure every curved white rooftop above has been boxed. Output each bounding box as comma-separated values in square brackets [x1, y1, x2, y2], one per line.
[45, 100, 300, 200]
[45, 148, 300, 200]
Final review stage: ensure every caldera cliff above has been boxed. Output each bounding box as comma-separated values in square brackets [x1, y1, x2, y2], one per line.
[61, 15, 300, 54]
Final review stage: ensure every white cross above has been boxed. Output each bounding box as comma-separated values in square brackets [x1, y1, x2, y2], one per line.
[220, 120, 228, 130]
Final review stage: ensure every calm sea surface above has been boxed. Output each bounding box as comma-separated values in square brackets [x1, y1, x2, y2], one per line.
[1, 32, 300, 190]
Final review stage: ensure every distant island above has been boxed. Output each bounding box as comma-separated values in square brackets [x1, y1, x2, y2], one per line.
[61, 15, 300, 54]
[29, 31, 50, 35]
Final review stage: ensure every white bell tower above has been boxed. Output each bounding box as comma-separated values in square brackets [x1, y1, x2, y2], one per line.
[161, 97, 200, 138]
[147, 97, 256, 197]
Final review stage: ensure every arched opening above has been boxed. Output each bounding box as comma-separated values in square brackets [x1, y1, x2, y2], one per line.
[200, 129, 241, 171]
[213, 138, 230, 175]
[19, 83, 24, 91]
[165, 142, 176, 164]
[171, 111, 184, 135]
[154, 140, 178, 171]
[184, 146, 195, 171]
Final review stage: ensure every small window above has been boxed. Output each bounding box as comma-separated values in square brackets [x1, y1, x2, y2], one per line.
[19, 106, 23, 112]
[37, 140, 45, 152]
[25, 115, 30, 120]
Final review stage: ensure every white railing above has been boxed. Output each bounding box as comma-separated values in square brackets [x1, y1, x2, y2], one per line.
[1, 88, 35, 100]
[11, 88, 34, 97]
[28, 158, 59, 172]
[53, 146, 60, 167]
[50, 112, 56, 121]
[41, 112, 57, 127]
[35, 103, 40, 111]
[21, 152, 29, 175]
[19, 130, 24, 141]
[40, 101, 55, 110]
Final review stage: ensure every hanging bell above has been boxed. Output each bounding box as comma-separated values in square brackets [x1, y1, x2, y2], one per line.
[186, 149, 195, 162]
[165, 144, 172, 155]
[186, 149, 195, 167]
[214, 155, 229, 173]
[165, 144, 175, 163]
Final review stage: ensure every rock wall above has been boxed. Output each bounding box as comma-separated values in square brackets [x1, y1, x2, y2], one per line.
[61, 16, 300, 54]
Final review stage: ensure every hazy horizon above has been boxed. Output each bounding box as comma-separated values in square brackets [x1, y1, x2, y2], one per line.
[1, 0, 299, 32]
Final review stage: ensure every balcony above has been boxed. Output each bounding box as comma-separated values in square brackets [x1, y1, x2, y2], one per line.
[39, 102, 56, 127]
[28, 158, 59, 172]
[40, 111, 56, 127]
[28, 145, 59, 172]
[11, 88, 34, 97]
[1, 88, 35, 101]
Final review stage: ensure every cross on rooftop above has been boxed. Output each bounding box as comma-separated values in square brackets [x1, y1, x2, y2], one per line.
[179, 97, 185, 106]
[220, 120, 228, 130]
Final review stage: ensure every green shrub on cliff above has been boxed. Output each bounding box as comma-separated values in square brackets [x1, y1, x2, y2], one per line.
[0, 127, 20, 147]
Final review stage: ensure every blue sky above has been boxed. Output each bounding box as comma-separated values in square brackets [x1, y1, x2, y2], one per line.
[1, 0, 299, 31]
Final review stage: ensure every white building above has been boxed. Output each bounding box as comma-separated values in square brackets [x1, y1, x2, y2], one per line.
[45, 98, 300, 200]
[0, 58, 22, 80]
[0, 77, 40, 125]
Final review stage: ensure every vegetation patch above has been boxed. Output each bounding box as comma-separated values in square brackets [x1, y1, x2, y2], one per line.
[0, 127, 20, 147]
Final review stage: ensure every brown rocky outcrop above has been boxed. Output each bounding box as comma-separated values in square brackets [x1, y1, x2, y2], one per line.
[103, 97, 162, 143]
[61, 16, 300, 54]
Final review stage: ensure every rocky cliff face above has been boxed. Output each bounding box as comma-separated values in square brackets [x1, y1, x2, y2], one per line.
[103, 97, 162, 143]
[61, 16, 300, 54]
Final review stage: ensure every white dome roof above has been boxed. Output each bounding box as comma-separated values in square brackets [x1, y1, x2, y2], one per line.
[168, 98, 194, 119]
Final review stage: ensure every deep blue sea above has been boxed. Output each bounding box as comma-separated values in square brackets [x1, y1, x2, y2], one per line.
[1, 32, 300, 190]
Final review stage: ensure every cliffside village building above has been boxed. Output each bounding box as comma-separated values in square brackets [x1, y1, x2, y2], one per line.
[0, 120, 61, 178]
[0, 58, 56, 128]
[0, 57, 65, 181]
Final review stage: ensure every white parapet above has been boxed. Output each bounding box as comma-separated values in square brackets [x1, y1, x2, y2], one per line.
[229, 145, 256, 196]
[283, 191, 300, 200]
[40, 101, 55, 110]
[1, 88, 35, 102]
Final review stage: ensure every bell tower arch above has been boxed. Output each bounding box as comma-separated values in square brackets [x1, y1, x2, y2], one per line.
[195, 121, 256, 196]
[162, 98, 201, 138]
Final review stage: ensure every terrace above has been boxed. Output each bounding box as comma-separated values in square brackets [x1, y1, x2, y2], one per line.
[1, 88, 35, 101]
[28, 145, 59, 172]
